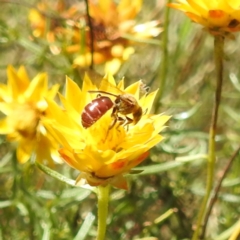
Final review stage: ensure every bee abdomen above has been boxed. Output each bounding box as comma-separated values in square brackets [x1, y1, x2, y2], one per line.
[81, 96, 114, 128]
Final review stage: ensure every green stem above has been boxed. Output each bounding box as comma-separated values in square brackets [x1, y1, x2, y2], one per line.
[96, 185, 110, 240]
[192, 35, 225, 240]
[201, 145, 240, 238]
[154, 0, 171, 113]
[84, 0, 94, 69]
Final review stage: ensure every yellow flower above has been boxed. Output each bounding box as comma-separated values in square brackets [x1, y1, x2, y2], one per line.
[0, 66, 61, 164]
[29, 0, 162, 74]
[73, 0, 162, 74]
[28, 0, 80, 54]
[169, 0, 240, 35]
[44, 74, 170, 189]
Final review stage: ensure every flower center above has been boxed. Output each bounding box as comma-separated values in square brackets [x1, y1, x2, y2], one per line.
[86, 112, 127, 152]
[8, 102, 41, 139]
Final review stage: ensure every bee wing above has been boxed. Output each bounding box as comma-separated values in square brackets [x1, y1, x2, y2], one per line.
[99, 75, 125, 95]
[84, 71, 149, 97]
[100, 75, 144, 96]
[85, 70, 104, 86]
[100, 76, 151, 105]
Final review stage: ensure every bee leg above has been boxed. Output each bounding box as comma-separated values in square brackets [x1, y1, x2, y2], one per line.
[104, 108, 119, 141]
[109, 117, 118, 130]
[125, 116, 133, 125]
[104, 114, 120, 141]
[115, 116, 125, 130]
[114, 116, 133, 131]
[109, 106, 119, 129]
[122, 116, 133, 131]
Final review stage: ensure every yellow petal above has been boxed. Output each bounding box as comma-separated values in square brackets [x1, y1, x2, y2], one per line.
[47, 84, 59, 99]
[0, 102, 12, 115]
[60, 148, 103, 172]
[118, 0, 142, 20]
[35, 135, 61, 165]
[24, 73, 47, 101]
[7, 66, 29, 98]
[59, 94, 83, 125]
[65, 77, 83, 112]
[0, 118, 11, 134]
[125, 80, 141, 97]
[117, 78, 125, 90]
[82, 73, 98, 95]
[99, 0, 112, 12]
[0, 83, 10, 102]
[139, 89, 158, 114]
[17, 140, 34, 163]
[104, 59, 122, 75]
[17, 66, 31, 84]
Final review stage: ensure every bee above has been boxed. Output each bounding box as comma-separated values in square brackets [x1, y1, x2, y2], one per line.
[81, 89, 143, 129]
[81, 95, 114, 128]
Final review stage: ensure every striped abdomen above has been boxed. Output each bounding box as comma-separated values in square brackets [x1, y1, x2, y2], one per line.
[81, 96, 114, 128]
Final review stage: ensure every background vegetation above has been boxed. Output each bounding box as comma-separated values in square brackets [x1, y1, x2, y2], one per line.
[0, 0, 240, 239]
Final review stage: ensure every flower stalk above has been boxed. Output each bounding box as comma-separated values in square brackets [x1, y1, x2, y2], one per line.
[96, 185, 110, 240]
[192, 35, 224, 240]
[201, 145, 240, 238]
[155, 0, 171, 112]
[84, 0, 94, 69]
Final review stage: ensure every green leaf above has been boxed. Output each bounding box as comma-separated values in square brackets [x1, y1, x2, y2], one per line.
[0, 200, 12, 208]
[35, 161, 95, 192]
[133, 154, 206, 176]
[73, 212, 95, 240]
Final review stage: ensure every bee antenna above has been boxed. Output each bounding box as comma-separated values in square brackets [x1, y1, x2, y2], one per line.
[88, 90, 118, 97]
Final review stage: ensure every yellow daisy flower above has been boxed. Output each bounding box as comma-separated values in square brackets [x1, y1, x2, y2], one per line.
[43, 74, 170, 189]
[0, 66, 60, 164]
[169, 0, 240, 35]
